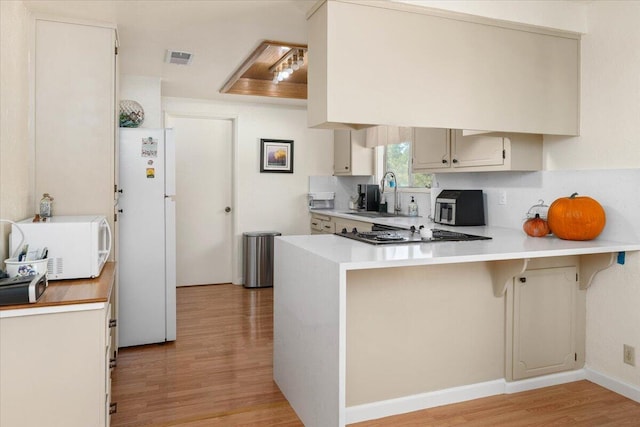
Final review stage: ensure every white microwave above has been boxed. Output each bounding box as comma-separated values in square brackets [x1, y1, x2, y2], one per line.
[10, 215, 112, 280]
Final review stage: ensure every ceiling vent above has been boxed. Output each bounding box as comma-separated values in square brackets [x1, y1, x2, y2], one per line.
[165, 50, 193, 65]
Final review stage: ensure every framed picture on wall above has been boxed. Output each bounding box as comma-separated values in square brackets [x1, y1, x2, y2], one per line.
[260, 139, 294, 173]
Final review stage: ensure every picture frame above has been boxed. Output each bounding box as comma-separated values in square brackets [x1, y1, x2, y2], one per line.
[260, 139, 294, 173]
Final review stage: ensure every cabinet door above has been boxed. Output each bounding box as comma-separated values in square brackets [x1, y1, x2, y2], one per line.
[451, 130, 504, 168]
[412, 128, 450, 170]
[334, 130, 352, 174]
[35, 19, 116, 230]
[334, 129, 372, 176]
[0, 307, 108, 426]
[513, 266, 577, 380]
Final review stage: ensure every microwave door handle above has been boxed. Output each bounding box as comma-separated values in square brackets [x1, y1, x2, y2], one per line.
[99, 220, 113, 260]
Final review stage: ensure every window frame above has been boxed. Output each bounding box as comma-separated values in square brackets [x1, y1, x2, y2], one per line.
[376, 144, 433, 191]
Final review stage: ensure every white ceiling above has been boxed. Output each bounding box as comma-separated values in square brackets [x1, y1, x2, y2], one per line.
[23, 0, 316, 106]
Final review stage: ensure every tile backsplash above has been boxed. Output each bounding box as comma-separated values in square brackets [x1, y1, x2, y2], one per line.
[309, 176, 374, 210]
[433, 168, 640, 242]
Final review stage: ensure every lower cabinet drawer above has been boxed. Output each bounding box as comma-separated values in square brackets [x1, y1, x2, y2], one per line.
[310, 219, 323, 232]
[321, 222, 335, 234]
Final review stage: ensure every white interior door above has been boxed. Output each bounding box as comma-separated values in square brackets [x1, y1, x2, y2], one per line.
[165, 115, 233, 286]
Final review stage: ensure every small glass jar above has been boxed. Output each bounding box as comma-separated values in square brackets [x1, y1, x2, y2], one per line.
[39, 193, 53, 218]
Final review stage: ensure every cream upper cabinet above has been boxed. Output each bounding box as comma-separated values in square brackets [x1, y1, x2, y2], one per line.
[34, 18, 116, 231]
[412, 129, 542, 173]
[308, 1, 580, 135]
[411, 128, 450, 170]
[452, 131, 506, 168]
[334, 129, 373, 176]
[510, 265, 583, 381]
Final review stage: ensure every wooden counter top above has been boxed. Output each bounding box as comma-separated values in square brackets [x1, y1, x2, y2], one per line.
[0, 262, 115, 311]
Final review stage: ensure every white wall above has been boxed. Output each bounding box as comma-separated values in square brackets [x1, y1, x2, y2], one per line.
[0, 0, 32, 262]
[434, 1, 640, 390]
[120, 75, 162, 128]
[543, 2, 640, 170]
[572, 1, 640, 390]
[162, 97, 334, 284]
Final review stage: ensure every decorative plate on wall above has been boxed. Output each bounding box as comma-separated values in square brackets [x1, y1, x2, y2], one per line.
[119, 100, 145, 127]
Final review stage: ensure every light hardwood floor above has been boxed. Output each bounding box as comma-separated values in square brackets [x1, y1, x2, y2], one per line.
[111, 284, 640, 426]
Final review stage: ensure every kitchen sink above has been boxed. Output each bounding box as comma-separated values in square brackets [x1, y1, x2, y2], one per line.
[341, 211, 419, 218]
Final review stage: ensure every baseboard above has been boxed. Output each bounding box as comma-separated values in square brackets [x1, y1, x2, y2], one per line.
[504, 369, 586, 394]
[345, 379, 505, 425]
[585, 367, 640, 403]
[345, 370, 587, 425]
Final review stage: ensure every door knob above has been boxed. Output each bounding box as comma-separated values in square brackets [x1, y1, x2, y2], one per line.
[225, 206, 231, 213]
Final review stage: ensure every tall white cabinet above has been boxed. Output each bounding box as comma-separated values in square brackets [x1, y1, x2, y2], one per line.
[34, 17, 117, 236]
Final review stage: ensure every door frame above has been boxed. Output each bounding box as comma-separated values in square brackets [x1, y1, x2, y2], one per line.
[164, 111, 240, 285]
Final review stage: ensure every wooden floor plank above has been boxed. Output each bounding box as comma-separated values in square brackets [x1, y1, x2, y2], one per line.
[111, 284, 640, 426]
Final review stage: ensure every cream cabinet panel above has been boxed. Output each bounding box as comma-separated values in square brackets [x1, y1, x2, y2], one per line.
[310, 214, 373, 235]
[34, 19, 116, 232]
[334, 129, 352, 173]
[411, 128, 450, 170]
[334, 217, 372, 234]
[310, 213, 335, 234]
[412, 130, 542, 173]
[308, 1, 580, 135]
[0, 304, 114, 426]
[512, 266, 578, 380]
[334, 129, 373, 176]
[452, 131, 505, 168]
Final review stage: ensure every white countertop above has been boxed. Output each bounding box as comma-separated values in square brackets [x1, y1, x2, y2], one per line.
[281, 223, 640, 270]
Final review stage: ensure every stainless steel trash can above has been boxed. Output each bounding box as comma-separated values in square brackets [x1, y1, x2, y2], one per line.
[243, 231, 281, 288]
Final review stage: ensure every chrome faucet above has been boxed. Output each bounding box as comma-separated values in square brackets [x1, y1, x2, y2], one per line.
[380, 171, 401, 215]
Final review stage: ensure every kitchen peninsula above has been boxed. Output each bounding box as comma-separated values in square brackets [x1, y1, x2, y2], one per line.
[273, 225, 640, 427]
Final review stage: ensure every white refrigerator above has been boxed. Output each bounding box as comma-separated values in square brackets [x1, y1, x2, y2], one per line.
[118, 128, 176, 347]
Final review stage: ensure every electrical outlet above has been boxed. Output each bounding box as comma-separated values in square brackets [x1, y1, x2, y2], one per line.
[498, 190, 507, 205]
[623, 344, 635, 366]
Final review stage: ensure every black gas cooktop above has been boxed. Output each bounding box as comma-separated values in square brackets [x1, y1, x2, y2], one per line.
[335, 227, 491, 245]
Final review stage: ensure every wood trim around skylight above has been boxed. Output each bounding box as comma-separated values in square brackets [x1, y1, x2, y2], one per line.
[220, 40, 308, 99]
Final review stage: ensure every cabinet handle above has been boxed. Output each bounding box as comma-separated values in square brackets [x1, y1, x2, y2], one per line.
[109, 319, 117, 328]
[345, 166, 349, 170]
[442, 159, 448, 164]
[452, 158, 458, 164]
[109, 402, 117, 415]
[311, 222, 318, 226]
[109, 358, 117, 369]
[324, 225, 331, 229]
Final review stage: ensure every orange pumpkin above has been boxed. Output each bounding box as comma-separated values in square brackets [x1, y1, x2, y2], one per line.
[523, 214, 550, 237]
[547, 193, 606, 240]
